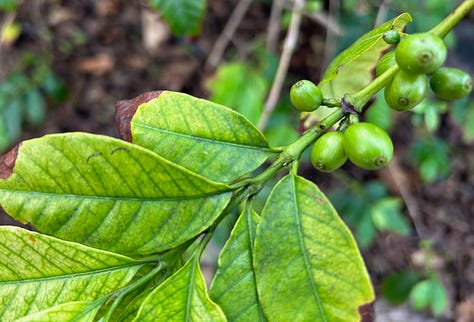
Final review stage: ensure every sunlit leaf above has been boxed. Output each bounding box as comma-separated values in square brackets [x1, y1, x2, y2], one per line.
[210, 206, 265, 321]
[254, 174, 374, 321]
[14, 301, 101, 322]
[0, 226, 142, 321]
[0, 133, 232, 255]
[123, 91, 273, 183]
[133, 254, 226, 321]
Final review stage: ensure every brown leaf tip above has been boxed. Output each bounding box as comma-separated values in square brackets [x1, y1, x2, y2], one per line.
[359, 301, 375, 322]
[0, 143, 20, 179]
[114, 91, 162, 142]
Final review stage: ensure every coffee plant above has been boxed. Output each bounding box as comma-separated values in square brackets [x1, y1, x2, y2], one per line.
[0, 1, 472, 321]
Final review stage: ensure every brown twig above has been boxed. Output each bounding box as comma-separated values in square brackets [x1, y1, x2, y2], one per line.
[205, 0, 253, 70]
[258, 0, 305, 131]
[266, 0, 285, 53]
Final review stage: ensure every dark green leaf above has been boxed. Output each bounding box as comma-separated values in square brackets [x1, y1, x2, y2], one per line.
[210, 206, 265, 321]
[254, 175, 374, 321]
[133, 254, 226, 321]
[381, 270, 421, 304]
[371, 197, 411, 236]
[0, 226, 142, 321]
[0, 133, 232, 255]
[125, 91, 273, 183]
[148, 0, 206, 35]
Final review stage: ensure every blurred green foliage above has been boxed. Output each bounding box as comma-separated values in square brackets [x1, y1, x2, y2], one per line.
[0, 54, 67, 150]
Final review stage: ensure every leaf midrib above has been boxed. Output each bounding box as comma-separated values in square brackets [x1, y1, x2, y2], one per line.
[0, 188, 232, 202]
[133, 122, 271, 151]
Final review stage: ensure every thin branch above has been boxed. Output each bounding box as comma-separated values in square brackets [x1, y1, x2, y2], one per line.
[266, 0, 285, 53]
[305, 10, 344, 37]
[374, 0, 391, 26]
[258, 0, 305, 131]
[321, 0, 340, 75]
[205, 0, 253, 70]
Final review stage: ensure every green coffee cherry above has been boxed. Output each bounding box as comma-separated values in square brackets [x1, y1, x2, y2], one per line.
[290, 80, 323, 112]
[384, 70, 427, 111]
[310, 131, 347, 172]
[343, 122, 393, 170]
[376, 50, 396, 77]
[395, 33, 447, 74]
[383, 30, 400, 45]
[429, 67, 473, 100]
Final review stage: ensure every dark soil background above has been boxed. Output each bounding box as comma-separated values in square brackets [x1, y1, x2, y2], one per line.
[0, 1, 473, 321]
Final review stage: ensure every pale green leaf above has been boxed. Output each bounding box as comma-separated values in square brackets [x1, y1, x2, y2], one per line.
[133, 255, 226, 322]
[14, 301, 101, 322]
[210, 207, 265, 322]
[128, 91, 273, 183]
[0, 133, 232, 255]
[148, 0, 206, 35]
[254, 175, 374, 321]
[0, 226, 142, 321]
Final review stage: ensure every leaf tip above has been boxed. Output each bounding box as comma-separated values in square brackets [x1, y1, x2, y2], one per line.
[115, 91, 163, 141]
[359, 301, 375, 322]
[0, 143, 21, 179]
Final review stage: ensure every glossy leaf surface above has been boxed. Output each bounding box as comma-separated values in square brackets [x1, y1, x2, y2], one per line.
[0, 133, 232, 255]
[254, 175, 374, 321]
[15, 301, 101, 322]
[133, 255, 226, 321]
[210, 207, 265, 321]
[127, 91, 273, 182]
[0, 226, 141, 321]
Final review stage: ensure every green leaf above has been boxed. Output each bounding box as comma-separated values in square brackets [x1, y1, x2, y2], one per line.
[254, 175, 374, 321]
[207, 62, 268, 125]
[127, 91, 273, 183]
[381, 270, 421, 304]
[0, 133, 232, 255]
[25, 88, 46, 125]
[210, 206, 265, 322]
[410, 277, 448, 317]
[4, 97, 22, 142]
[148, 0, 206, 36]
[14, 301, 102, 322]
[133, 254, 226, 321]
[319, 13, 411, 97]
[371, 197, 411, 236]
[0, 226, 142, 321]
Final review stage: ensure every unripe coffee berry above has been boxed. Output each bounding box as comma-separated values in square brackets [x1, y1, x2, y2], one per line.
[395, 33, 447, 74]
[343, 122, 393, 170]
[290, 80, 323, 112]
[384, 70, 427, 111]
[429, 67, 473, 100]
[310, 131, 347, 172]
[383, 30, 400, 45]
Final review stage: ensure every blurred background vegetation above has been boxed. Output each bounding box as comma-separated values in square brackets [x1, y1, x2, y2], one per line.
[0, 0, 473, 321]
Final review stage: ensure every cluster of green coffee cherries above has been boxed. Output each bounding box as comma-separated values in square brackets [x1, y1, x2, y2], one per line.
[290, 31, 472, 173]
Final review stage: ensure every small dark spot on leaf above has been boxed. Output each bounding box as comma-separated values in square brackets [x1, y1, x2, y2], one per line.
[28, 236, 37, 243]
[111, 147, 130, 155]
[0, 143, 21, 179]
[359, 301, 375, 322]
[87, 152, 102, 163]
[336, 64, 344, 74]
[316, 197, 325, 204]
[115, 91, 162, 142]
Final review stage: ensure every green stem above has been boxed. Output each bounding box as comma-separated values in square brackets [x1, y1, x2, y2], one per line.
[347, 0, 474, 110]
[103, 264, 164, 321]
[429, 0, 474, 37]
